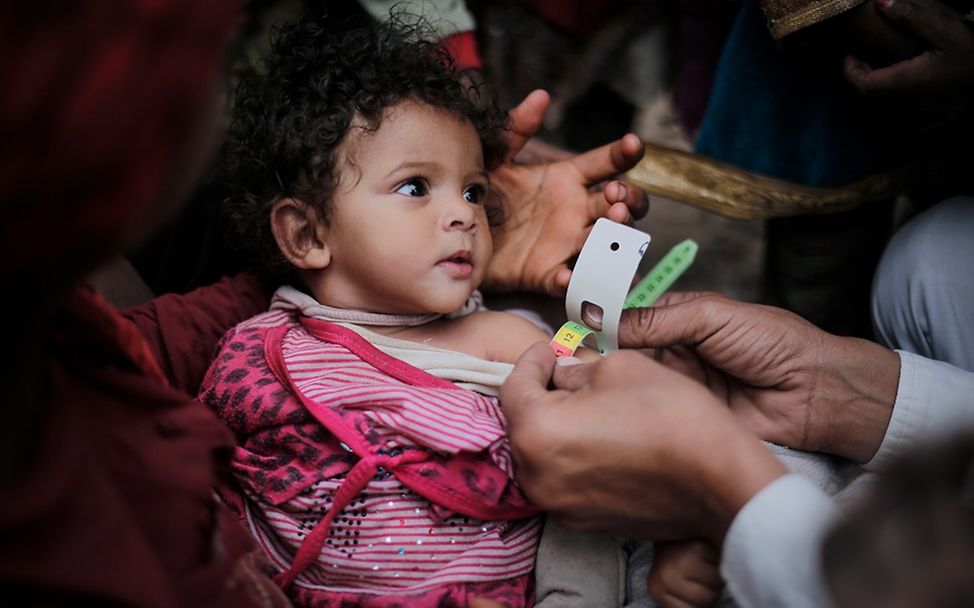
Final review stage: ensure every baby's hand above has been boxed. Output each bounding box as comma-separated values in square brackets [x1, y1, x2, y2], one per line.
[485, 90, 648, 297]
[647, 540, 724, 608]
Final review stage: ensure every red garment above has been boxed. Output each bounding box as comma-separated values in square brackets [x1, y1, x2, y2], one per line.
[441, 31, 483, 70]
[125, 273, 270, 395]
[0, 0, 284, 603]
[0, 285, 282, 607]
[0, 1, 235, 280]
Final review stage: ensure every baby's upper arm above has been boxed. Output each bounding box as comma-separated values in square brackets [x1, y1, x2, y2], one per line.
[474, 311, 551, 363]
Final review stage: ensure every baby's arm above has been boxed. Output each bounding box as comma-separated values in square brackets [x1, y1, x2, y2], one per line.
[647, 540, 724, 608]
[464, 310, 603, 364]
[469, 310, 551, 363]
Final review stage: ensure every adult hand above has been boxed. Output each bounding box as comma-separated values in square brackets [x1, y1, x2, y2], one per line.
[485, 90, 649, 296]
[620, 292, 901, 463]
[844, 0, 974, 131]
[821, 0, 926, 68]
[500, 343, 787, 545]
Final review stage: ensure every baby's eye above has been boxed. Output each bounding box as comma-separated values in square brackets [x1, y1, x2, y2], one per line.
[396, 178, 429, 197]
[463, 184, 487, 204]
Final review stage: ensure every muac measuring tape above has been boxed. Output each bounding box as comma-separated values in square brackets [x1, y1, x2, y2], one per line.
[549, 227, 698, 358]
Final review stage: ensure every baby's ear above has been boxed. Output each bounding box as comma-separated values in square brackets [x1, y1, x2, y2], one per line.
[270, 197, 331, 270]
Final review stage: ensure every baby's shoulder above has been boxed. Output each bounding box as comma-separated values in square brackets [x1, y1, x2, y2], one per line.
[458, 310, 550, 363]
[458, 310, 546, 335]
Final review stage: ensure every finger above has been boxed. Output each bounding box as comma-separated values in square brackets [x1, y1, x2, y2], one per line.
[844, 51, 942, 94]
[505, 89, 550, 161]
[874, 0, 966, 50]
[618, 294, 728, 349]
[664, 580, 723, 607]
[550, 356, 599, 391]
[681, 542, 725, 587]
[654, 290, 718, 307]
[604, 179, 650, 219]
[549, 266, 572, 297]
[649, 574, 720, 608]
[686, 566, 725, 590]
[606, 201, 634, 226]
[654, 593, 699, 608]
[540, 263, 571, 298]
[570, 133, 645, 186]
[583, 192, 635, 228]
[500, 342, 557, 420]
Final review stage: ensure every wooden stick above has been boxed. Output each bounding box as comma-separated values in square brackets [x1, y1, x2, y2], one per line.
[625, 142, 914, 220]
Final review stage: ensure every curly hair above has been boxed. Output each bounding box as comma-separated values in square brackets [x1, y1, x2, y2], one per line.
[216, 14, 509, 281]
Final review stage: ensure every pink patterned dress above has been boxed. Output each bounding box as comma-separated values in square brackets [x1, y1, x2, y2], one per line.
[199, 308, 541, 607]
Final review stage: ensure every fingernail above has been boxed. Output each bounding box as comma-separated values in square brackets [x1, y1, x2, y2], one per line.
[617, 183, 628, 201]
[555, 356, 585, 366]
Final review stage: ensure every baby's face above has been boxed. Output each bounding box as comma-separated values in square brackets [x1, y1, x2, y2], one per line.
[311, 100, 493, 315]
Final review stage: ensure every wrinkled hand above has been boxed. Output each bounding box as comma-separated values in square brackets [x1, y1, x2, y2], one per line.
[648, 540, 725, 608]
[486, 90, 649, 296]
[500, 343, 786, 544]
[844, 0, 974, 131]
[824, 0, 926, 67]
[620, 292, 901, 463]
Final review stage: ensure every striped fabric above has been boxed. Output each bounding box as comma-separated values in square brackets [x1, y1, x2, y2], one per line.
[200, 309, 540, 607]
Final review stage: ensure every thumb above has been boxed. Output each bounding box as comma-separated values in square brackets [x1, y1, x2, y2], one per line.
[505, 89, 549, 161]
[875, 0, 966, 49]
[500, 342, 556, 420]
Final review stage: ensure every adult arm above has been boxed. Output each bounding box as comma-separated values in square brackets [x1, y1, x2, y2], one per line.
[866, 351, 974, 469]
[620, 292, 901, 463]
[123, 273, 269, 395]
[622, 292, 974, 465]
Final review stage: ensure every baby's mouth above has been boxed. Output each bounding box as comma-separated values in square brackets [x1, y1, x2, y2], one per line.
[437, 250, 474, 278]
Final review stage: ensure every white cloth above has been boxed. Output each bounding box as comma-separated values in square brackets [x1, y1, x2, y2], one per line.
[341, 324, 511, 397]
[721, 350, 974, 608]
[358, 0, 475, 39]
[721, 475, 839, 608]
[270, 285, 508, 395]
[866, 351, 974, 471]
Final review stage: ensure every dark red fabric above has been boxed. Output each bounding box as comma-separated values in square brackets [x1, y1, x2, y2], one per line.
[55, 288, 169, 385]
[0, 286, 285, 607]
[124, 272, 270, 395]
[441, 31, 483, 70]
[0, 1, 236, 280]
[0, 2, 289, 605]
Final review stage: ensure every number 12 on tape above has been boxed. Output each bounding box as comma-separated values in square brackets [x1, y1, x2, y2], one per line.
[549, 321, 596, 358]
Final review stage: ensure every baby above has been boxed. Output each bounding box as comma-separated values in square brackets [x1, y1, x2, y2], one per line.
[199, 15, 623, 607]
